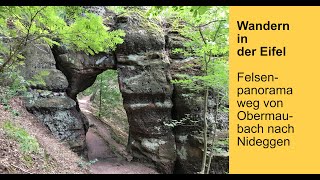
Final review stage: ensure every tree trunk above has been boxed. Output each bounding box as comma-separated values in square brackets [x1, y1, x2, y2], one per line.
[98, 75, 102, 118]
[90, 87, 98, 102]
[206, 95, 220, 174]
[200, 86, 209, 174]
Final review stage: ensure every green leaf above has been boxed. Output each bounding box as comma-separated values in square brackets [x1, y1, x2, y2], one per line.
[43, 37, 60, 47]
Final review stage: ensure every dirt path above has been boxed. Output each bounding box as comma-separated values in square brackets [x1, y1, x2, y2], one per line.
[0, 98, 87, 174]
[78, 96, 158, 174]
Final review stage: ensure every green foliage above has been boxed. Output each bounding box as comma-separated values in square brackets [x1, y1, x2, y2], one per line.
[212, 138, 229, 154]
[11, 109, 20, 117]
[149, 6, 229, 174]
[152, 6, 229, 99]
[0, 6, 125, 72]
[27, 70, 50, 87]
[106, 6, 126, 15]
[61, 12, 125, 54]
[98, 71, 122, 111]
[0, 68, 48, 111]
[171, 58, 229, 100]
[2, 121, 40, 154]
[82, 70, 128, 145]
[0, 6, 126, 109]
[83, 70, 123, 119]
[114, 7, 163, 36]
[0, 68, 28, 113]
[148, 6, 212, 18]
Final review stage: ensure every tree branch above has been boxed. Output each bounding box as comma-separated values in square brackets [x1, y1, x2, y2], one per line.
[212, 20, 223, 43]
[198, 19, 226, 28]
[184, 19, 226, 29]
[24, 6, 47, 46]
[0, 7, 48, 72]
[4, 7, 29, 31]
[198, 27, 207, 45]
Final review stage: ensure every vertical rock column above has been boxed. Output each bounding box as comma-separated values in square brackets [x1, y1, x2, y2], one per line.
[115, 13, 176, 173]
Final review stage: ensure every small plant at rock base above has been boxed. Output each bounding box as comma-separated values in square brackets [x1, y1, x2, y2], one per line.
[2, 121, 40, 154]
[11, 109, 20, 117]
[77, 157, 98, 169]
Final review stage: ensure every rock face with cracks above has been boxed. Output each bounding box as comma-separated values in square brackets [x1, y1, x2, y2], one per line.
[115, 12, 176, 174]
[22, 44, 89, 153]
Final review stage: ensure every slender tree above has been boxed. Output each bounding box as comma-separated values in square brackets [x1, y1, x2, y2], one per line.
[150, 6, 229, 174]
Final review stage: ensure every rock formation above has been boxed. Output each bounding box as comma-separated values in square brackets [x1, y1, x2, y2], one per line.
[52, 47, 116, 110]
[16, 7, 229, 174]
[115, 12, 176, 174]
[22, 44, 89, 153]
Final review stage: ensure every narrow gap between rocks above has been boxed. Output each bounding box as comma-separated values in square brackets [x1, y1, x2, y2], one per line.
[77, 70, 157, 174]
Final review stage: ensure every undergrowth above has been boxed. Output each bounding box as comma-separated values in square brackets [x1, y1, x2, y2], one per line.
[2, 121, 40, 154]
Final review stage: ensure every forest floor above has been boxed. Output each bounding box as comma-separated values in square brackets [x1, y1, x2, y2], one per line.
[0, 96, 228, 174]
[0, 97, 88, 174]
[0, 95, 157, 174]
[78, 96, 158, 174]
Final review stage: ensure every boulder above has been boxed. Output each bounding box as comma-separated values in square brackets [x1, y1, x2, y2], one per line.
[25, 95, 88, 152]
